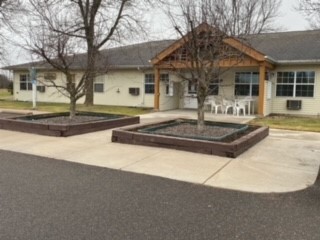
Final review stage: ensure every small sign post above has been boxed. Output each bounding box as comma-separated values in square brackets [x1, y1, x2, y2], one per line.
[30, 68, 37, 109]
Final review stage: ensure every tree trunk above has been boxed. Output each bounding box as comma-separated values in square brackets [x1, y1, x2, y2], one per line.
[197, 88, 206, 131]
[69, 97, 76, 119]
[84, 47, 96, 106]
[197, 104, 205, 131]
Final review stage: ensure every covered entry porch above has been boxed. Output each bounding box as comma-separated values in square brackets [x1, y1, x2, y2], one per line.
[179, 68, 264, 116]
[151, 23, 275, 116]
[154, 63, 274, 116]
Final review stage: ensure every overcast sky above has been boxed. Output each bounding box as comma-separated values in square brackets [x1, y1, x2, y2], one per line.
[278, 0, 309, 30]
[5, 0, 311, 66]
[147, 0, 310, 38]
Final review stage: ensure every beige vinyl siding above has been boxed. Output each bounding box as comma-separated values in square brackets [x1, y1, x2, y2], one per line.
[270, 65, 320, 116]
[14, 69, 148, 107]
[13, 71, 84, 104]
[93, 70, 151, 107]
[159, 74, 180, 111]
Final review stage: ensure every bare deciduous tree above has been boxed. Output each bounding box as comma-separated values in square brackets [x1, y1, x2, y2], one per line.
[162, 0, 280, 129]
[22, 2, 87, 118]
[298, 0, 320, 28]
[31, 0, 153, 106]
[0, 0, 24, 63]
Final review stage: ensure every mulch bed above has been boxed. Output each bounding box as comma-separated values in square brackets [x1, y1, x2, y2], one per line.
[28, 115, 107, 125]
[154, 123, 236, 139]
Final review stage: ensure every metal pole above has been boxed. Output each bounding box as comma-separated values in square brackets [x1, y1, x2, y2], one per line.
[30, 67, 37, 109]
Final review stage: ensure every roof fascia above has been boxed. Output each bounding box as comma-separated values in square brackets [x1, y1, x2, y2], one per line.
[223, 38, 267, 62]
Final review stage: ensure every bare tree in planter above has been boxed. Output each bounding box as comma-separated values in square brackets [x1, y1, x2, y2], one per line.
[161, 0, 280, 130]
[28, 36, 86, 119]
[31, 0, 154, 106]
[22, 2, 88, 119]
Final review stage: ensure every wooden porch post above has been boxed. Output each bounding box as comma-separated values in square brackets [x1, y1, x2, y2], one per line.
[258, 64, 266, 116]
[154, 67, 160, 111]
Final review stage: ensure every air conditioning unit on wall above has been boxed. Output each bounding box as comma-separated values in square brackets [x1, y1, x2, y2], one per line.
[37, 86, 46, 93]
[287, 100, 302, 110]
[129, 87, 140, 96]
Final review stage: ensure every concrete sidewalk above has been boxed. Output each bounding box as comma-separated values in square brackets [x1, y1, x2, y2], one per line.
[0, 109, 319, 193]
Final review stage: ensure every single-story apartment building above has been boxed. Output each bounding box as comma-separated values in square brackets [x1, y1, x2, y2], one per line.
[4, 23, 320, 116]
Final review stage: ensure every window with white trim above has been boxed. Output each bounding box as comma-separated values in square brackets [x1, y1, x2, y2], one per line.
[145, 73, 171, 94]
[188, 82, 197, 94]
[208, 79, 220, 95]
[161, 74, 173, 96]
[94, 76, 104, 93]
[187, 79, 220, 95]
[20, 74, 32, 91]
[276, 71, 315, 97]
[235, 72, 259, 96]
[144, 74, 155, 94]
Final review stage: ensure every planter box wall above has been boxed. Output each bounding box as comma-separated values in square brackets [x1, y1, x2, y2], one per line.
[112, 119, 269, 158]
[0, 112, 140, 137]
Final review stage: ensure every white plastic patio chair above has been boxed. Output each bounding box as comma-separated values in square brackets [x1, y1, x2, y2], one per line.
[222, 99, 235, 114]
[234, 100, 247, 116]
[209, 98, 223, 114]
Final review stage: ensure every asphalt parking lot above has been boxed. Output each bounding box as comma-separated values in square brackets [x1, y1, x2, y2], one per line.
[1, 150, 320, 240]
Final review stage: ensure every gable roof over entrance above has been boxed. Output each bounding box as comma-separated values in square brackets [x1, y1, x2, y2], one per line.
[151, 22, 275, 69]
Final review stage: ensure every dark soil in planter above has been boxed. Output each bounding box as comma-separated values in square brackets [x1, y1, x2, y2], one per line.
[112, 119, 269, 158]
[0, 111, 139, 137]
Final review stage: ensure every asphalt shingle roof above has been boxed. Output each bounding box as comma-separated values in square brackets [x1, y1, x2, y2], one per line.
[248, 29, 320, 62]
[4, 40, 175, 71]
[4, 29, 320, 71]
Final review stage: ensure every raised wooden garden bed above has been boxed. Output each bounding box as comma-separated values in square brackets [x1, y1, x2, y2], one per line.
[0, 111, 139, 137]
[112, 119, 269, 158]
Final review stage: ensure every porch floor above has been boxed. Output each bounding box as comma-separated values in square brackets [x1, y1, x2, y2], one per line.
[142, 109, 255, 124]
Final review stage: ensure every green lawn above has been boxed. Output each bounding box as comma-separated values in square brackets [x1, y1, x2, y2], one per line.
[2, 96, 320, 132]
[0, 100, 152, 116]
[0, 89, 13, 100]
[250, 115, 320, 132]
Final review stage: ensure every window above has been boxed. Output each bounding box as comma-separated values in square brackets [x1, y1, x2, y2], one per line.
[188, 82, 197, 94]
[208, 79, 220, 95]
[276, 72, 294, 96]
[187, 79, 219, 95]
[296, 71, 315, 97]
[160, 74, 173, 96]
[145, 74, 155, 94]
[44, 72, 56, 81]
[20, 74, 32, 91]
[276, 71, 315, 97]
[235, 72, 259, 96]
[67, 74, 76, 90]
[94, 77, 104, 93]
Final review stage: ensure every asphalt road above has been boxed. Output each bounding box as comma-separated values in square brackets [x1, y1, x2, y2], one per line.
[0, 150, 319, 240]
